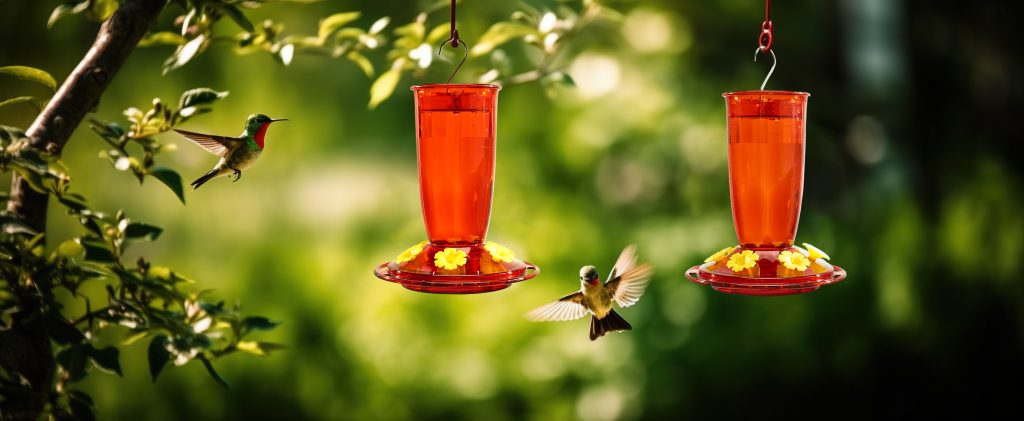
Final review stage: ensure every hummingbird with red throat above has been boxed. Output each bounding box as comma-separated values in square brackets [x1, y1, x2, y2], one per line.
[174, 114, 287, 189]
[526, 245, 653, 341]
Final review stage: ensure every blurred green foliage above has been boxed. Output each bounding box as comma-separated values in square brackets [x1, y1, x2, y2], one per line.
[1, 0, 1022, 419]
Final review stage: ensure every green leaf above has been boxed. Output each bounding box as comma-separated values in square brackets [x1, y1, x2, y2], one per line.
[0, 66, 58, 92]
[199, 355, 229, 388]
[47, 1, 89, 28]
[318, 12, 361, 39]
[44, 314, 85, 345]
[123, 222, 163, 241]
[0, 96, 41, 111]
[90, 346, 122, 376]
[67, 390, 96, 421]
[12, 166, 48, 194]
[164, 35, 206, 74]
[150, 167, 185, 204]
[0, 125, 27, 145]
[345, 51, 374, 77]
[470, 22, 538, 56]
[177, 88, 229, 110]
[368, 65, 402, 109]
[220, 5, 254, 32]
[242, 316, 279, 334]
[235, 341, 286, 356]
[425, 23, 451, 44]
[90, 0, 119, 22]
[57, 343, 91, 382]
[78, 238, 117, 262]
[57, 239, 85, 257]
[147, 335, 169, 382]
[139, 31, 185, 47]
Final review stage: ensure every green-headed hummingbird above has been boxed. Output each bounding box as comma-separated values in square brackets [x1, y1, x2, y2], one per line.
[525, 245, 653, 341]
[174, 114, 287, 189]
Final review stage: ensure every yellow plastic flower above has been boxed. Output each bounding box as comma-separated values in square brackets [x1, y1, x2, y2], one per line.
[705, 246, 736, 263]
[434, 248, 467, 270]
[484, 242, 516, 263]
[778, 250, 810, 272]
[802, 243, 831, 261]
[396, 241, 427, 263]
[726, 250, 758, 272]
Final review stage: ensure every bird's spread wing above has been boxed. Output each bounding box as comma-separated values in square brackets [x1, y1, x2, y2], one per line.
[608, 244, 638, 282]
[525, 292, 589, 322]
[605, 245, 653, 308]
[174, 129, 238, 157]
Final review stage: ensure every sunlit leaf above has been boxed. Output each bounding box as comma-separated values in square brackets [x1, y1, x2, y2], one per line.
[90, 0, 119, 22]
[139, 31, 185, 47]
[47, 1, 89, 28]
[319, 12, 361, 40]
[164, 35, 206, 74]
[150, 167, 186, 204]
[345, 51, 374, 77]
[425, 23, 451, 44]
[368, 64, 402, 109]
[368, 17, 390, 35]
[236, 341, 285, 356]
[470, 22, 538, 56]
[57, 239, 84, 257]
[0, 65, 58, 92]
[0, 96, 41, 111]
[178, 88, 229, 110]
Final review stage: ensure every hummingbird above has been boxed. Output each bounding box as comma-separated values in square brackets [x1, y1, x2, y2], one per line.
[174, 114, 287, 189]
[526, 245, 653, 341]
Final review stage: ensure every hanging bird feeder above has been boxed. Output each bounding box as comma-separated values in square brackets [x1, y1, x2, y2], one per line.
[685, 0, 847, 295]
[375, 1, 539, 294]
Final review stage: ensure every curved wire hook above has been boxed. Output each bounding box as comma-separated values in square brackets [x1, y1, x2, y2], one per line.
[437, 39, 469, 84]
[753, 47, 776, 91]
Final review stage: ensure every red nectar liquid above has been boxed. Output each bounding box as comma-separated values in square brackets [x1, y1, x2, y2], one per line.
[725, 91, 809, 248]
[413, 85, 499, 245]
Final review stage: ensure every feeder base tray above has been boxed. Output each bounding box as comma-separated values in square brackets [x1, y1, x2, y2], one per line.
[374, 241, 538, 294]
[685, 245, 846, 296]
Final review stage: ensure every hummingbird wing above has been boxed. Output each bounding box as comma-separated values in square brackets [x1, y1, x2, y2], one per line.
[524, 292, 589, 322]
[607, 244, 639, 282]
[605, 245, 653, 308]
[174, 129, 240, 157]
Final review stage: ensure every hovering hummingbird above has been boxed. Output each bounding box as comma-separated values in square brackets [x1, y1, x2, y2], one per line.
[174, 114, 287, 189]
[526, 245, 653, 341]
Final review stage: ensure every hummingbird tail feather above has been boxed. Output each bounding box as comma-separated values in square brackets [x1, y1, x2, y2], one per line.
[589, 309, 632, 341]
[191, 168, 221, 190]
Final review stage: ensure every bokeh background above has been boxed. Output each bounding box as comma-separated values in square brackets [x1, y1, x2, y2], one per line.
[2, 0, 1022, 419]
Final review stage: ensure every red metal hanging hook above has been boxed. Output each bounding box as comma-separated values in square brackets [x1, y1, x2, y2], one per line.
[437, 0, 468, 84]
[758, 0, 773, 52]
[447, 0, 460, 47]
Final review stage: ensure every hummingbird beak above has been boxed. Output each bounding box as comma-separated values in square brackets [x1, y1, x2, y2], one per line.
[270, 118, 288, 122]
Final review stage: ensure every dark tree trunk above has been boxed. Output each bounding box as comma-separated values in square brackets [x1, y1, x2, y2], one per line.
[1, 1, 164, 419]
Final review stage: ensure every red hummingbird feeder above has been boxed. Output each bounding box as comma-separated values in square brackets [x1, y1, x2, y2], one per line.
[685, 0, 846, 295]
[374, 3, 538, 293]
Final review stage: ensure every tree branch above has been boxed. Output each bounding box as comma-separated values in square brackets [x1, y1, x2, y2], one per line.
[6, 0, 165, 233]
[1, 1, 165, 419]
